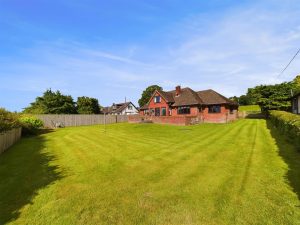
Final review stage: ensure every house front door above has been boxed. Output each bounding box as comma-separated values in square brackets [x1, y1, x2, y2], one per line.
[155, 107, 160, 116]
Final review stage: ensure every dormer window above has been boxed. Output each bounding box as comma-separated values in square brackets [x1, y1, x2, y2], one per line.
[154, 96, 161, 103]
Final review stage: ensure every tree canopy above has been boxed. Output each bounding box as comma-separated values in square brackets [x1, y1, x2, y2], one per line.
[230, 75, 299, 111]
[293, 75, 300, 94]
[249, 82, 295, 112]
[24, 89, 77, 114]
[138, 85, 162, 107]
[77, 96, 100, 114]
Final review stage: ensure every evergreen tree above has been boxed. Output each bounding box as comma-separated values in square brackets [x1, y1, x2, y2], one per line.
[77, 96, 100, 114]
[24, 89, 76, 114]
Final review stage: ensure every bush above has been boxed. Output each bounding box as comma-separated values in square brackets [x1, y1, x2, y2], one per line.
[0, 108, 20, 133]
[269, 110, 300, 149]
[19, 116, 44, 135]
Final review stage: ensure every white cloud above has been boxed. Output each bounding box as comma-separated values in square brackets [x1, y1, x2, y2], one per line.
[1, 0, 300, 111]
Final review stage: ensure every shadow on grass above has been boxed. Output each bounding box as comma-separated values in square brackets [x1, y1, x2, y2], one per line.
[245, 113, 266, 119]
[266, 120, 300, 201]
[0, 133, 63, 224]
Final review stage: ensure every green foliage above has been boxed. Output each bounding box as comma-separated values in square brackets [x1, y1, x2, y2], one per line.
[231, 75, 300, 108]
[24, 89, 76, 114]
[243, 82, 295, 112]
[239, 94, 253, 105]
[228, 96, 239, 104]
[19, 116, 44, 135]
[293, 75, 300, 94]
[138, 85, 162, 107]
[0, 108, 20, 133]
[269, 110, 300, 149]
[245, 87, 262, 105]
[254, 82, 294, 111]
[77, 96, 100, 114]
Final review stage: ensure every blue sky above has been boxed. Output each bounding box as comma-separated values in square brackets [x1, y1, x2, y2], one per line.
[0, 0, 300, 111]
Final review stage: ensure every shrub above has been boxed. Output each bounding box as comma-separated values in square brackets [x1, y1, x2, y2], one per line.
[269, 110, 300, 149]
[19, 116, 44, 135]
[0, 108, 20, 133]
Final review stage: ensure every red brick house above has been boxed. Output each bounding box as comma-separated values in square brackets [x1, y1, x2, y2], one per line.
[132, 86, 238, 125]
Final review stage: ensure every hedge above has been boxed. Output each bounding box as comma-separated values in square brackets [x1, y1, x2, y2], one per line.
[269, 110, 300, 149]
[19, 115, 44, 135]
[0, 108, 44, 135]
[0, 108, 20, 133]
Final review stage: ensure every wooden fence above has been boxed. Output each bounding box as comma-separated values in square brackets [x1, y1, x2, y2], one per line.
[0, 128, 22, 155]
[36, 114, 129, 128]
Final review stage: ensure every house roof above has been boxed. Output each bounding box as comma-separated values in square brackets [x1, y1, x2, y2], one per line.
[103, 102, 137, 114]
[143, 87, 237, 108]
[197, 89, 237, 105]
[159, 90, 175, 102]
[172, 88, 204, 106]
[159, 87, 237, 106]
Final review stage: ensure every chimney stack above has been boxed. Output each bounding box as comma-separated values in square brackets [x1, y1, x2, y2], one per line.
[176, 85, 181, 96]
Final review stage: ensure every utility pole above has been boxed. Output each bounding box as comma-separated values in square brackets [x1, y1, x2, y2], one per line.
[104, 112, 106, 133]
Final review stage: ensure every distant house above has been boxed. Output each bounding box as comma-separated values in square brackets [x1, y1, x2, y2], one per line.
[291, 93, 300, 114]
[134, 86, 238, 124]
[103, 102, 138, 115]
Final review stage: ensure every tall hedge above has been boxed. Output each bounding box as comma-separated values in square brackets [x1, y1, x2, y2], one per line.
[269, 110, 300, 149]
[0, 108, 20, 133]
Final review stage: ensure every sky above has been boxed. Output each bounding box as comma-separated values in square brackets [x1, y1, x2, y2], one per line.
[0, 0, 300, 111]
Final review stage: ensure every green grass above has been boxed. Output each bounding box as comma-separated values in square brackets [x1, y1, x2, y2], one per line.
[1, 119, 300, 225]
[239, 105, 261, 111]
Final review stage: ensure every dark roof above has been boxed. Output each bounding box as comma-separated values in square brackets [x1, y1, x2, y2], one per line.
[172, 88, 204, 106]
[159, 90, 175, 102]
[102, 106, 111, 114]
[103, 102, 137, 114]
[197, 89, 237, 105]
[145, 87, 237, 108]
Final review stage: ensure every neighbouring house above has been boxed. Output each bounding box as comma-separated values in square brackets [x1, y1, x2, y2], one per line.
[131, 86, 239, 125]
[103, 102, 139, 115]
[291, 93, 300, 114]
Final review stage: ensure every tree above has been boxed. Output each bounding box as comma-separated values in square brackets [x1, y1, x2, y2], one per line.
[138, 85, 162, 107]
[24, 89, 77, 114]
[248, 82, 294, 112]
[229, 96, 239, 104]
[293, 75, 300, 94]
[238, 95, 251, 105]
[77, 96, 100, 114]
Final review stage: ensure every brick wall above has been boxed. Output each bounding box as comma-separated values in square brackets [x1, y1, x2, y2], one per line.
[202, 105, 238, 123]
[136, 104, 238, 125]
[147, 92, 170, 116]
[171, 106, 199, 116]
[129, 115, 201, 125]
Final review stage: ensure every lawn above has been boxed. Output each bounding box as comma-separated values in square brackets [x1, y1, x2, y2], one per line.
[239, 105, 261, 111]
[1, 119, 300, 225]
